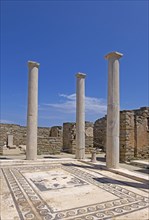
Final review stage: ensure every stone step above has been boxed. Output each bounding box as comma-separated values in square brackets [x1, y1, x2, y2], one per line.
[130, 160, 149, 169]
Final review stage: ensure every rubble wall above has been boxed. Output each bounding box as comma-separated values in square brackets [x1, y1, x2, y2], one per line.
[63, 122, 93, 154]
[0, 124, 62, 155]
[94, 107, 149, 161]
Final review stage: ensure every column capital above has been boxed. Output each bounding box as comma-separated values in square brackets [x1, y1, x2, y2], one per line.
[76, 72, 86, 78]
[104, 51, 123, 60]
[28, 61, 40, 68]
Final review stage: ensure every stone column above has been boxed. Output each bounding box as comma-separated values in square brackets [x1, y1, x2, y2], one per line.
[26, 61, 40, 160]
[76, 73, 86, 159]
[105, 52, 123, 169]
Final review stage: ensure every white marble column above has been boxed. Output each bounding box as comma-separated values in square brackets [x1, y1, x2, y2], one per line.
[26, 61, 40, 160]
[75, 73, 86, 159]
[105, 52, 123, 169]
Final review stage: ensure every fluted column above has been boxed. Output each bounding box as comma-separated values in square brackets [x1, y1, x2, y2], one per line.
[26, 61, 40, 160]
[105, 52, 123, 168]
[76, 73, 86, 159]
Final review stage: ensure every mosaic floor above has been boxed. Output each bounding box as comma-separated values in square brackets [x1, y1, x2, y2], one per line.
[1, 161, 149, 220]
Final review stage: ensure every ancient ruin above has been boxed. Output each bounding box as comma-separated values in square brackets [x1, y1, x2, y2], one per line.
[0, 53, 148, 164]
[1, 53, 149, 220]
[94, 107, 149, 161]
[0, 124, 62, 155]
[63, 121, 93, 154]
[0, 106, 148, 162]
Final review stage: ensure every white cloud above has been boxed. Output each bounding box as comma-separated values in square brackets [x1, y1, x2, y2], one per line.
[85, 96, 107, 114]
[0, 119, 14, 124]
[43, 93, 107, 115]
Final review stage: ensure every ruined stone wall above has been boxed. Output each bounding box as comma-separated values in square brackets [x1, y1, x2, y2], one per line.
[0, 124, 27, 146]
[50, 126, 63, 137]
[63, 123, 76, 153]
[38, 126, 62, 155]
[94, 107, 149, 161]
[63, 122, 93, 153]
[37, 137, 62, 155]
[93, 116, 106, 152]
[120, 111, 135, 161]
[1, 106, 148, 159]
[134, 107, 149, 158]
[0, 124, 62, 155]
[85, 122, 94, 153]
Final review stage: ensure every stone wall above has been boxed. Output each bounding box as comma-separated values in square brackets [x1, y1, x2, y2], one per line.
[37, 137, 62, 155]
[38, 126, 62, 155]
[63, 123, 76, 153]
[120, 107, 149, 161]
[120, 111, 135, 161]
[0, 124, 62, 155]
[50, 126, 62, 137]
[85, 122, 94, 152]
[94, 107, 149, 161]
[134, 107, 149, 158]
[93, 116, 107, 152]
[63, 121, 93, 153]
[1, 106, 148, 159]
[0, 124, 27, 146]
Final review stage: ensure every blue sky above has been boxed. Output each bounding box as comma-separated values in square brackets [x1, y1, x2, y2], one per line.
[1, 0, 148, 127]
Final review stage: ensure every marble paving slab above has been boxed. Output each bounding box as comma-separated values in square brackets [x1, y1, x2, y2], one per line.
[1, 161, 149, 220]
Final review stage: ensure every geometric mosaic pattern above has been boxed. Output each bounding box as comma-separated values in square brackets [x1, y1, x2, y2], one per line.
[30, 170, 88, 191]
[2, 163, 149, 220]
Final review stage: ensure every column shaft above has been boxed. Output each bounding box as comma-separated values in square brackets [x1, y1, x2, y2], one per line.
[105, 52, 123, 169]
[76, 73, 86, 159]
[26, 61, 39, 160]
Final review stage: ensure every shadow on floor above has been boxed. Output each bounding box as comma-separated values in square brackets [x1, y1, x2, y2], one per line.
[0, 157, 13, 160]
[43, 156, 59, 159]
[62, 163, 149, 190]
[62, 162, 105, 170]
[134, 168, 149, 175]
[94, 177, 149, 190]
[96, 157, 106, 162]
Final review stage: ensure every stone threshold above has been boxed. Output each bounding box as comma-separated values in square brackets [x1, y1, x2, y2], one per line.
[0, 157, 76, 167]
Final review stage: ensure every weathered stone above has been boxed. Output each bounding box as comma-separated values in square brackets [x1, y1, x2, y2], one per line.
[0, 107, 148, 160]
[50, 126, 62, 137]
[94, 107, 149, 162]
[26, 61, 40, 160]
[76, 72, 86, 159]
[7, 134, 13, 147]
[63, 121, 93, 154]
[0, 124, 62, 155]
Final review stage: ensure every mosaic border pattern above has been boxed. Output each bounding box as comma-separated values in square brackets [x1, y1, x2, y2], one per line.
[2, 163, 149, 220]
